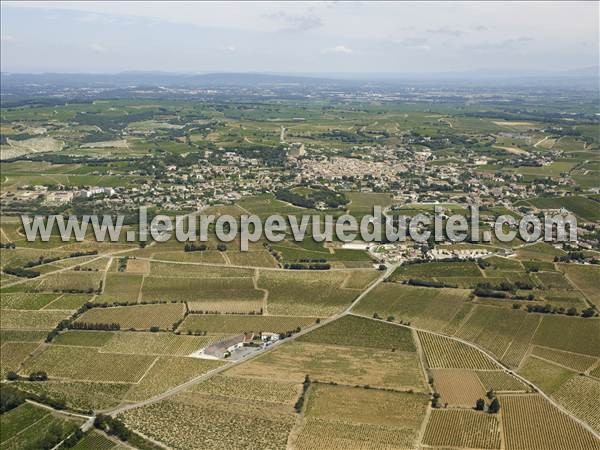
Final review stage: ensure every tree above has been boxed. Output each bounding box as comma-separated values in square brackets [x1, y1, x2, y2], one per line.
[217, 243, 227, 252]
[486, 389, 495, 400]
[475, 398, 485, 411]
[6, 371, 18, 381]
[489, 397, 501, 414]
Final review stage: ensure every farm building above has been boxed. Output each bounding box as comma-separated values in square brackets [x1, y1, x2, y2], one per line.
[204, 333, 254, 358]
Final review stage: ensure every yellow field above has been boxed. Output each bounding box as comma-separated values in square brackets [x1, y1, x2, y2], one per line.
[422, 409, 501, 449]
[430, 369, 486, 407]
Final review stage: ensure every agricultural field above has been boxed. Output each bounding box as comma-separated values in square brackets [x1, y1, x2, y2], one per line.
[295, 384, 428, 449]
[354, 284, 469, 331]
[228, 341, 426, 392]
[258, 270, 361, 316]
[100, 331, 213, 355]
[298, 315, 416, 351]
[500, 394, 600, 450]
[531, 316, 600, 357]
[0, 403, 81, 450]
[552, 375, 600, 433]
[192, 375, 301, 405]
[120, 391, 297, 450]
[530, 345, 598, 372]
[179, 315, 317, 334]
[418, 331, 499, 370]
[14, 380, 131, 411]
[21, 345, 156, 382]
[0, 309, 71, 330]
[422, 409, 501, 449]
[74, 303, 186, 330]
[558, 263, 600, 307]
[125, 356, 224, 401]
[430, 368, 486, 407]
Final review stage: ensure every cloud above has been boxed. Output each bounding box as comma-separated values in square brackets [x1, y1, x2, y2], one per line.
[322, 45, 353, 54]
[472, 25, 487, 32]
[466, 37, 535, 52]
[89, 43, 107, 54]
[262, 11, 322, 32]
[427, 26, 465, 37]
[393, 37, 431, 51]
[223, 45, 237, 52]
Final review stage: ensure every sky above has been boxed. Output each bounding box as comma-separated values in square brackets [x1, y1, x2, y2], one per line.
[1, 1, 598, 74]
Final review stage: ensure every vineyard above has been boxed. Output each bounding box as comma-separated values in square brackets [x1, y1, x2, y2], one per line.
[228, 341, 426, 391]
[52, 330, 115, 347]
[294, 384, 428, 450]
[418, 331, 499, 370]
[353, 284, 469, 331]
[532, 316, 600, 357]
[422, 409, 501, 449]
[0, 341, 39, 376]
[430, 369, 486, 407]
[102, 273, 144, 303]
[192, 374, 301, 405]
[187, 299, 265, 314]
[22, 345, 156, 383]
[552, 376, 600, 433]
[141, 276, 258, 303]
[0, 292, 61, 310]
[120, 393, 296, 449]
[500, 394, 600, 450]
[530, 345, 598, 372]
[14, 380, 131, 411]
[1, 309, 71, 330]
[180, 314, 316, 334]
[71, 431, 120, 450]
[74, 303, 185, 330]
[100, 332, 213, 355]
[298, 315, 416, 351]
[125, 356, 224, 401]
[294, 418, 418, 450]
[475, 370, 530, 392]
[257, 270, 359, 316]
[500, 314, 541, 368]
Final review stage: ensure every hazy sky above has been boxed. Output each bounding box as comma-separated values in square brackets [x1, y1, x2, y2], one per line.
[1, 1, 598, 74]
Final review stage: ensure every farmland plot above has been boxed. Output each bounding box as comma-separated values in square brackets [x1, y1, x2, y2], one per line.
[0, 342, 39, 376]
[518, 356, 576, 394]
[532, 316, 600, 357]
[192, 375, 300, 405]
[101, 332, 213, 355]
[530, 345, 598, 372]
[475, 371, 530, 392]
[500, 394, 600, 450]
[422, 409, 501, 449]
[30, 271, 102, 292]
[295, 384, 428, 449]
[125, 356, 224, 401]
[418, 332, 499, 370]
[430, 369, 486, 407]
[22, 345, 156, 383]
[52, 330, 115, 347]
[141, 276, 258, 303]
[354, 284, 469, 331]
[0, 330, 47, 344]
[298, 315, 416, 351]
[187, 299, 265, 314]
[179, 315, 317, 334]
[455, 305, 527, 359]
[149, 262, 253, 278]
[558, 264, 600, 307]
[551, 376, 600, 433]
[228, 341, 426, 392]
[101, 273, 144, 303]
[14, 380, 131, 411]
[258, 270, 359, 316]
[1, 309, 71, 330]
[121, 392, 296, 450]
[0, 293, 61, 310]
[501, 314, 541, 368]
[75, 303, 185, 330]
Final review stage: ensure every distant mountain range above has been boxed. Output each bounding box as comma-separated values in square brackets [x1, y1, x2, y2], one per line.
[1, 67, 598, 90]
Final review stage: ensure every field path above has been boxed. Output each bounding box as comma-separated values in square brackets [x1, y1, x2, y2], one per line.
[534, 136, 549, 148]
